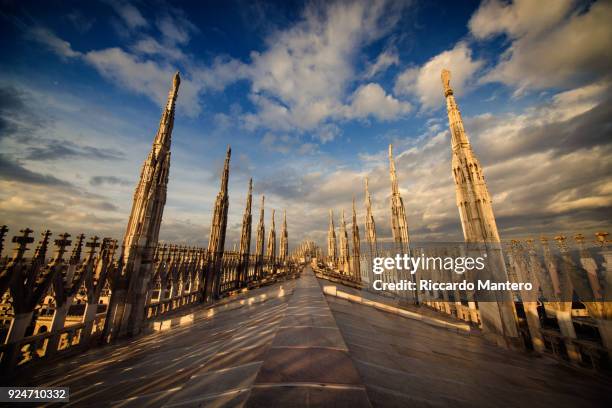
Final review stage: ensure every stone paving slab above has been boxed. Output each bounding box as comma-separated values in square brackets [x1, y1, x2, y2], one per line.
[255, 347, 362, 384]
[271, 326, 346, 349]
[249, 267, 372, 407]
[323, 280, 611, 408]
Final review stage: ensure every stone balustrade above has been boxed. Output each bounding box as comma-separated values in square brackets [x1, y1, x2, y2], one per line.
[0, 225, 298, 375]
[319, 232, 611, 371]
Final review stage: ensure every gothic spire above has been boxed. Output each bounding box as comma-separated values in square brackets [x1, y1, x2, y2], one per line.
[279, 210, 288, 261]
[441, 69, 470, 149]
[238, 178, 253, 256]
[442, 68, 518, 343]
[208, 146, 231, 254]
[122, 73, 179, 262]
[442, 69, 499, 242]
[327, 209, 338, 264]
[220, 145, 231, 195]
[154, 71, 180, 149]
[255, 196, 265, 258]
[389, 144, 400, 196]
[339, 209, 350, 274]
[351, 197, 361, 280]
[267, 209, 276, 259]
[364, 177, 378, 257]
[206, 147, 231, 299]
[105, 72, 179, 340]
[388, 144, 410, 253]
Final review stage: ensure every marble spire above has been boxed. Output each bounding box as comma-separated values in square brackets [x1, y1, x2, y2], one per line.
[206, 145, 231, 299]
[238, 178, 253, 285]
[389, 144, 410, 254]
[364, 177, 378, 257]
[104, 72, 179, 340]
[327, 209, 338, 267]
[351, 197, 361, 281]
[254, 195, 265, 279]
[279, 210, 288, 262]
[339, 209, 350, 274]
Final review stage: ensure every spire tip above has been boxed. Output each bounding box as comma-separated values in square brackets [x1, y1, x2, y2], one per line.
[441, 69, 452, 96]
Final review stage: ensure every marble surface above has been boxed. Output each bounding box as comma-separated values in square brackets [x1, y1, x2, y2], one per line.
[10, 267, 610, 407]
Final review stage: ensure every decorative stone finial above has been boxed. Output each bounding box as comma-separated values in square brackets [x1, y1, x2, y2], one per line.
[12, 228, 34, 259]
[554, 235, 568, 252]
[441, 69, 453, 97]
[52, 233, 72, 262]
[595, 231, 609, 248]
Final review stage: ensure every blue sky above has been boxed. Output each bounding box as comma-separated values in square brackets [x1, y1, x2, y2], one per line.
[0, 0, 610, 249]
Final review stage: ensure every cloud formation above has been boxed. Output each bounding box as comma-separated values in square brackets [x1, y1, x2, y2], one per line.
[244, 0, 409, 131]
[471, 0, 612, 92]
[267, 79, 612, 245]
[346, 83, 411, 120]
[2, 0, 610, 250]
[394, 42, 483, 109]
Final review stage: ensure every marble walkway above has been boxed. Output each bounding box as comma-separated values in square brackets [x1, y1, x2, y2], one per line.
[10, 267, 610, 407]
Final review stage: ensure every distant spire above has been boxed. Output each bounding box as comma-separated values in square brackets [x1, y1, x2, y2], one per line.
[351, 196, 361, 281]
[327, 209, 338, 264]
[280, 210, 288, 261]
[339, 209, 350, 274]
[239, 178, 253, 256]
[364, 177, 378, 257]
[255, 195, 266, 264]
[267, 209, 276, 259]
[206, 147, 231, 299]
[388, 144, 410, 253]
[259, 196, 265, 226]
[220, 145, 231, 194]
[208, 147, 231, 254]
[389, 144, 399, 196]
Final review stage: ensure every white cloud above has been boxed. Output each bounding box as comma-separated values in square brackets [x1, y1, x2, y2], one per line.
[315, 124, 341, 144]
[108, 0, 148, 30]
[261, 132, 319, 155]
[245, 0, 406, 131]
[363, 48, 399, 79]
[346, 83, 411, 120]
[471, 0, 612, 92]
[156, 12, 198, 46]
[394, 42, 483, 109]
[131, 37, 187, 61]
[469, 0, 573, 39]
[27, 27, 82, 59]
[83, 47, 201, 116]
[26, 1, 411, 126]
